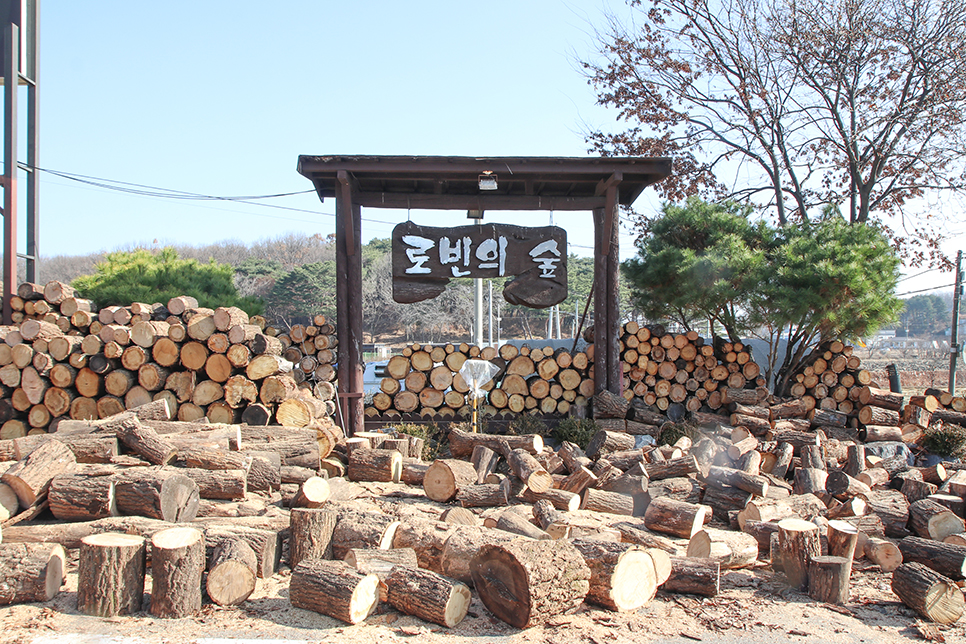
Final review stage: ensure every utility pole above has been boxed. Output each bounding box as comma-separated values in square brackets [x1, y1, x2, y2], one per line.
[950, 250, 963, 393]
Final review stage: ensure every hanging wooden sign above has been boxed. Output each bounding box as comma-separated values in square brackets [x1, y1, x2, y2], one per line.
[391, 221, 567, 309]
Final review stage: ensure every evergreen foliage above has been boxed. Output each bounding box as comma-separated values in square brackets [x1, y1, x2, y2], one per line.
[267, 261, 337, 322]
[622, 199, 902, 394]
[899, 294, 949, 336]
[71, 247, 262, 314]
[621, 197, 772, 340]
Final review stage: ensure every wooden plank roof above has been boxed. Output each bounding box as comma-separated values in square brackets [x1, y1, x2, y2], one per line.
[296, 155, 672, 211]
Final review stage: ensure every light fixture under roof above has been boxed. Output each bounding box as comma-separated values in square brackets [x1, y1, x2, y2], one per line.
[478, 171, 498, 191]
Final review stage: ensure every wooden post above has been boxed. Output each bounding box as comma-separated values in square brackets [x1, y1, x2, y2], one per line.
[336, 170, 364, 436]
[593, 188, 620, 395]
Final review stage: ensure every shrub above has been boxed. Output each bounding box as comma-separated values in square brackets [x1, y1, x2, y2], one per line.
[550, 417, 599, 449]
[922, 423, 966, 458]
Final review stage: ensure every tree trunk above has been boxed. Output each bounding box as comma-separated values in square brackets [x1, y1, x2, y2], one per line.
[113, 470, 199, 522]
[76, 533, 145, 616]
[347, 448, 402, 484]
[0, 543, 67, 605]
[646, 496, 709, 539]
[909, 498, 965, 541]
[687, 528, 759, 569]
[149, 527, 205, 618]
[571, 539, 658, 611]
[776, 518, 821, 591]
[331, 510, 400, 560]
[48, 473, 117, 521]
[385, 566, 472, 628]
[290, 559, 379, 624]
[663, 557, 720, 597]
[288, 507, 337, 569]
[206, 537, 257, 606]
[807, 555, 851, 605]
[1, 438, 76, 506]
[899, 536, 966, 580]
[423, 458, 479, 503]
[891, 562, 964, 624]
[471, 538, 590, 629]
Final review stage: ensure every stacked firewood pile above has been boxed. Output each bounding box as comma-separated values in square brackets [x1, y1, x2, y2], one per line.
[786, 340, 873, 415]
[368, 341, 595, 420]
[1, 394, 965, 628]
[598, 322, 765, 416]
[0, 400, 340, 612]
[0, 281, 337, 438]
[366, 322, 768, 422]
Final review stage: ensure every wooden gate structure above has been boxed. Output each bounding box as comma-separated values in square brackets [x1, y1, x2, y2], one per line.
[296, 155, 671, 435]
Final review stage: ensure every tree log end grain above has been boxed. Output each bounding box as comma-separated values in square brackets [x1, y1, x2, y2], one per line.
[423, 459, 478, 503]
[470, 539, 590, 629]
[0, 543, 67, 605]
[385, 565, 472, 628]
[572, 539, 657, 611]
[290, 559, 380, 625]
[76, 533, 145, 616]
[206, 537, 257, 606]
[149, 526, 205, 618]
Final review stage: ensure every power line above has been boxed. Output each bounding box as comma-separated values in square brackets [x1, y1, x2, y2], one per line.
[896, 283, 955, 297]
[28, 163, 602, 247]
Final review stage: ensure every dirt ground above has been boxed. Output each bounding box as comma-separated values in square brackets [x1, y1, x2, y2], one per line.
[3, 356, 966, 644]
[2, 481, 965, 644]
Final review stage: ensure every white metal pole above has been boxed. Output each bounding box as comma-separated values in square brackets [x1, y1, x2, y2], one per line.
[488, 280, 493, 347]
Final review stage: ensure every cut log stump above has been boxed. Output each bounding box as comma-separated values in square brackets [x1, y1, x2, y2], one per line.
[288, 508, 337, 568]
[76, 533, 145, 616]
[149, 527, 205, 618]
[206, 537, 257, 606]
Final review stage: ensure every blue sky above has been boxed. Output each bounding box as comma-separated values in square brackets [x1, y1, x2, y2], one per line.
[25, 1, 642, 262]
[9, 1, 959, 295]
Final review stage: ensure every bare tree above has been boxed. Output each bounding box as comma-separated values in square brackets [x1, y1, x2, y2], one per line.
[585, 0, 966, 266]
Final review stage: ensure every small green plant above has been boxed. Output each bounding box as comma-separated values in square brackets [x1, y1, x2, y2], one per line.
[658, 421, 698, 446]
[922, 423, 966, 457]
[507, 413, 549, 437]
[549, 417, 599, 449]
[396, 422, 443, 461]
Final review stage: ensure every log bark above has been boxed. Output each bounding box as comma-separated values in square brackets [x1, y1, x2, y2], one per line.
[447, 427, 542, 458]
[115, 417, 178, 466]
[891, 562, 964, 625]
[76, 533, 145, 616]
[644, 496, 708, 538]
[865, 489, 911, 538]
[470, 538, 590, 629]
[687, 528, 759, 569]
[113, 469, 199, 522]
[571, 539, 658, 610]
[1, 438, 76, 506]
[898, 536, 966, 580]
[776, 518, 821, 591]
[149, 527, 205, 618]
[385, 566, 471, 628]
[424, 458, 478, 503]
[506, 448, 553, 493]
[48, 473, 117, 521]
[807, 555, 851, 605]
[663, 557, 720, 597]
[331, 510, 400, 560]
[347, 448, 402, 484]
[290, 559, 380, 624]
[909, 498, 965, 541]
[288, 507, 337, 568]
[391, 518, 459, 573]
[206, 537, 257, 606]
[0, 542, 67, 605]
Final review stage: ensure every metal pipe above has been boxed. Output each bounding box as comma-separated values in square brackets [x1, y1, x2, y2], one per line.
[950, 250, 962, 393]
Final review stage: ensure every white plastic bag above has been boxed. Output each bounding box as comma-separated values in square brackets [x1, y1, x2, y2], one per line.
[459, 359, 500, 401]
